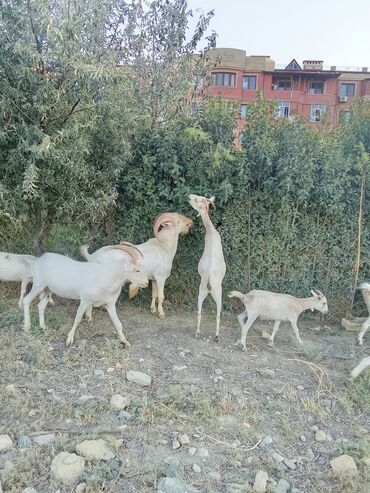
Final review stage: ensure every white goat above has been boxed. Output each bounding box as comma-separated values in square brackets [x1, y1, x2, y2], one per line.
[357, 282, 370, 345]
[228, 288, 329, 350]
[351, 356, 370, 379]
[0, 252, 37, 307]
[80, 212, 193, 319]
[188, 194, 226, 341]
[23, 243, 148, 348]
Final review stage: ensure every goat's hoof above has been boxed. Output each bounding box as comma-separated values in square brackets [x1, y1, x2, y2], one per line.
[357, 339, 363, 346]
[158, 312, 166, 320]
[150, 307, 157, 314]
[213, 335, 220, 343]
[121, 340, 131, 349]
[66, 337, 74, 347]
[267, 340, 274, 347]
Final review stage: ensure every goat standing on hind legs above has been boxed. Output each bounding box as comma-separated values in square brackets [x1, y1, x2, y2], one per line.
[189, 194, 226, 342]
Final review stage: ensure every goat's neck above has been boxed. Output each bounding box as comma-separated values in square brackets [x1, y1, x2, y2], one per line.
[298, 296, 317, 314]
[156, 229, 179, 258]
[199, 210, 216, 237]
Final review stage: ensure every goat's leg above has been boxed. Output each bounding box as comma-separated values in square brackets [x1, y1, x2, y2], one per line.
[37, 292, 50, 330]
[210, 284, 222, 342]
[351, 356, 370, 379]
[18, 278, 31, 308]
[156, 279, 166, 319]
[85, 306, 93, 322]
[358, 316, 370, 345]
[289, 318, 303, 344]
[105, 302, 131, 348]
[150, 280, 158, 314]
[196, 280, 209, 338]
[240, 313, 258, 351]
[66, 300, 90, 347]
[23, 285, 46, 331]
[270, 321, 281, 345]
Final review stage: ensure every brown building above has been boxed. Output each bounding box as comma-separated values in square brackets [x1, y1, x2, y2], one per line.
[206, 48, 370, 126]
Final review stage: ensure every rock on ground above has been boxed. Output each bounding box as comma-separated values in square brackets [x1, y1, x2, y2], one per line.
[76, 439, 115, 461]
[110, 394, 130, 411]
[22, 488, 38, 493]
[18, 436, 33, 449]
[330, 454, 358, 477]
[157, 477, 199, 493]
[315, 430, 326, 442]
[164, 456, 184, 479]
[75, 483, 87, 493]
[0, 435, 14, 452]
[272, 479, 290, 493]
[31, 433, 56, 445]
[51, 452, 85, 485]
[253, 470, 268, 492]
[126, 370, 152, 386]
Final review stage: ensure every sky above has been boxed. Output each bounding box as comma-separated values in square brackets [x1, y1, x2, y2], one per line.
[187, 0, 370, 69]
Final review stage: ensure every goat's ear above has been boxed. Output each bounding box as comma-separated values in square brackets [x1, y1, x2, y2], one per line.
[310, 289, 317, 297]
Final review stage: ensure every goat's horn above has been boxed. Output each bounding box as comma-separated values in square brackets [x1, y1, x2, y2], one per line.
[310, 289, 316, 296]
[207, 196, 216, 209]
[153, 212, 176, 237]
[315, 289, 324, 297]
[108, 242, 143, 263]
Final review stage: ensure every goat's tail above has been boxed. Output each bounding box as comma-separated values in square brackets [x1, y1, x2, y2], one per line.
[228, 290, 245, 301]
[79, 245, 91, 261]
[129, 284, 140, 300]
[359, 282, 370, 311]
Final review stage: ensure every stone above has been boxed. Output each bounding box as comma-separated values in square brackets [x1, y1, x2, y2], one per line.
[260, 435, 273, 449]
[306, 448, 315, 461]
[0, 435, 13, 452]
[258, 368, 275, 379]
[214, 368, 223, 375]
[75, 483, 87, 493]
[253, 470, 268, 492]
[195, 447, 209, 459]
[192, 463, 201, 473]
[107, 367, 115, 373]
[164, 456, 184, 479]
[18, 435, 33, 448]
[310, 425, 319, 432]
[330, 454, 358, 477]
[283, 458, 296, 470]
[110, 394, 130, 411]
[173, 365, 188, 371]
[76, 439, 115, 461]
[272, 478, 290, 493]
[188, 447, 197, 456]
[320, 399, 332, 407]
[299, 435, 306, 442]
[261, 330, 271, 341]
[296, 385, 304, 391]
[178, 434, 190, 446]
[51, 452, 85, 485]
[172, 439, 181, 450]
[22, 489, 38, 493]
[179, 351, 186, 357]
[118, 410, 133, 421]
[208, 470, 221, 481]
[31, 433, 56, 445]
[125, 440, 137, 449]
[157, 477, 199, 493]
[5, 384, 20, 395]
[315, 430, 326, 442]
[94, 369, 104, 377]
[126, 370, 152, 386]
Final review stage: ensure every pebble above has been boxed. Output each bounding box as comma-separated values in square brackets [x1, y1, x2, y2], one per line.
[178, 434, 190, 446]
[172, 439, 181, 450]
[5, 384, 19, 395]
[188, 447, 197, 456]
[195, 447, 209, 459]
[330, 454, 358, 477]
[18, 435, 33, 448]
[253, 470, 268, 492]
[110, 394, 130, 411]
[76, 439, 115, 461]
[126, 370, 152, 386]
[306, 448, 315, 461]
[214, 369, 223, 375]
[125, 439, 137, 449]
[299, 435, 306, 442]
[173, 365, 188, 371]
[0, 435, 14, 452]
[75, 483, 86, 493]
[261, 330, 271, 340]
[50, 452, 85, 485]
[213, 376, 224, 383]
[315, 430, 326, 442]
[296, 385, 304, 391]
[164, 456, 184, 479]
[118, 410, 133, 421]
[31, 433, 56, 445]
[157, 477, 199, 493]
[310, 425, 319, 432]
[208, 470, 221, 481]
[260, 435, 273, 449]
[283, 458, 297, 470]
[107, 367, 115, 373]
[192, 463, 201, 473]
[272, 452, 284, 463]
[94, 369, 104, 377]
[179, 352, 186, 357]
[272, 478, 290, 493]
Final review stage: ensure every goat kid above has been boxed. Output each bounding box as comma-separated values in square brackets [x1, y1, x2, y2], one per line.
[23, 243, 147, 348]
[228, 289, 328, 350]
[80, 213, 192, 319]
[188, 194, 226, 341]
[0, 252, 36, 307]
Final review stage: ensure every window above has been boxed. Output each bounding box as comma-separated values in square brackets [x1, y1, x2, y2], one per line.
[240, 104, 249, 118]
[272, 79, 292, 91]
[310, 104, 327, 122]
[340, 83, 355, 97]
[212, 72, 236, 87]
[309, 81, 325, 94]
[192, 74, 204, 88]
[276, 101, 290, 118]
[242, 75, 256, 90]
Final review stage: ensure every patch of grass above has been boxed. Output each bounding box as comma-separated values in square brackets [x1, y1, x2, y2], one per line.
[297, 340, 324, 362]
[343, 372, 370, 412]
[74, 397, 110, 422]
[85, 459, 121, 491]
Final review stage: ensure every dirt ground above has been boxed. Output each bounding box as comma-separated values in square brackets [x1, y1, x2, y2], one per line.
[0, 286, 369, 493]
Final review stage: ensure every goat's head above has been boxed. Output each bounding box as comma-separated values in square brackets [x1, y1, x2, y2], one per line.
[153, 212, 193, 238]
[126, 270, 149, 289]
[188, 194, 215, 216]
[109, 241, 143, 271]
[310, 289, 329, 314]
